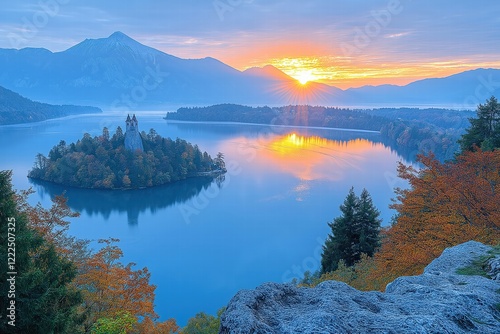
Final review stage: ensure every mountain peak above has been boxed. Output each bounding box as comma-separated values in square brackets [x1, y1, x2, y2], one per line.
[64, 31, 164, 58]
[108, 31, 133, 41]
[244, 65, 295, 81]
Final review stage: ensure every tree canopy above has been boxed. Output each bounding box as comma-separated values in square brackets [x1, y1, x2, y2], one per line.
[321, 188, 381, 274]
[29, 127, 223, 189]
[459, 96, 500, 151]
[8, 170, 180, 333]
[0, 171, 83, 333]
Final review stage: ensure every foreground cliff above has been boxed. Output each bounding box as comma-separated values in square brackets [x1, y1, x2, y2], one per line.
[220, 241, 500, 333]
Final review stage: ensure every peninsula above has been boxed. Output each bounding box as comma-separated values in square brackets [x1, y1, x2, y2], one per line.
[28, 115, 225, 189]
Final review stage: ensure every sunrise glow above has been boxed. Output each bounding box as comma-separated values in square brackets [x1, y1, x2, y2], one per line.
[295, 70, 315, 85]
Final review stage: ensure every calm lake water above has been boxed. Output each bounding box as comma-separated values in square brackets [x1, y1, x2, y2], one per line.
[0, 112, 411, 325]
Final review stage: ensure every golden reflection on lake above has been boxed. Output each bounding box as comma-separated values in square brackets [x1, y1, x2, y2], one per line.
[222, 133, 391, 182]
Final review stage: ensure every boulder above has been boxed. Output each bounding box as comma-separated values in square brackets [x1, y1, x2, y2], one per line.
[220, 241, 500, 334]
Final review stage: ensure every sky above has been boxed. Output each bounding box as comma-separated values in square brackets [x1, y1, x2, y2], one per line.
[1, 0, 500, 88]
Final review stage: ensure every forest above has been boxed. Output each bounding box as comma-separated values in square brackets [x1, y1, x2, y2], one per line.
[1, 98, 498, 333]
[0, 85, 101, 125]
[166, 104, 474, 160]
[167, 104, 387, 131]
[299, 97, 500, 291]
[28, 127, 225, 189]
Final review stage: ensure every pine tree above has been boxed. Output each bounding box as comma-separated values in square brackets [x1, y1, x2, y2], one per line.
[321, 188, 381, 274]
[353, 189, 381, 259]
[321, 188, 357, 273]
[0, 170, 83, 333]
[459, 96, 500, 151]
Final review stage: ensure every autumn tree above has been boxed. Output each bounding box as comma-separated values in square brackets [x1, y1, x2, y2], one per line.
[13, 186, 178, 332]
[321, 188, 381, 274]
[459, 96, 500, 151]
[365, 150, 500, 290]
[134, 316, 179, 334]
[75, 238, 158, 331]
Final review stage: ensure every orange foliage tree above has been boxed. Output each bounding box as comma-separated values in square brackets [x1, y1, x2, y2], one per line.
[75, 238, 157, 328]
[15, 190, 179, 333]
[367, 149, 500, 289]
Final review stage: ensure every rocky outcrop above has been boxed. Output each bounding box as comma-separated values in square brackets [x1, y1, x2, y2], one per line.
[220, 241, 500, 334]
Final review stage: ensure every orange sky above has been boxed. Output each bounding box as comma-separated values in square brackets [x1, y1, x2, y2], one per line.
[3, 1, 500, 89]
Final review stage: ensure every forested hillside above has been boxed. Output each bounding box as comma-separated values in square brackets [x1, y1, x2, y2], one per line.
[166, 104, 475, 160]
[300, 97, 500, 292]
[167, 104, 387, 131]
[0, 86, 101, 125]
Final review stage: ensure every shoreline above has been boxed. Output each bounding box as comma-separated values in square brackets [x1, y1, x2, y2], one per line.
[164, 119, 381, 134]
[28, 169, 226, 192]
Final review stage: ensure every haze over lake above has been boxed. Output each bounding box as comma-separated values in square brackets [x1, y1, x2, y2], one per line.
[0, 112, 411, 325]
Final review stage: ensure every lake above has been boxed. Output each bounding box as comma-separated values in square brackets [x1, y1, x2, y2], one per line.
[0, 112, 411, 325]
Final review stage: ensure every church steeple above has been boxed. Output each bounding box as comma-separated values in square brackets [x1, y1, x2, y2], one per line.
[124, 114, 144, 151]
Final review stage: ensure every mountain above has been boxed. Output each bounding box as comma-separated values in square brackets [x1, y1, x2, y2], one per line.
[0, 85, 101, 125]
[0, 32, 335, 108]
[343, 68, 500, 108]
[243, 65, 296, 81]
[0, 32, 498, 109]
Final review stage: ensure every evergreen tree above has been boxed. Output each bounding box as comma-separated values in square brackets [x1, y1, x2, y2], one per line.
[353, 189, 381, 259]
[321, 188, 381, 274]
[321, 188, 357, 273]
[459, 96, 500, 151]
[0, 170, 83, 333]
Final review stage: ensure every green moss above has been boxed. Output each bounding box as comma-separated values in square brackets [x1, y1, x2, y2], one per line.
[456, 245, 500, 278]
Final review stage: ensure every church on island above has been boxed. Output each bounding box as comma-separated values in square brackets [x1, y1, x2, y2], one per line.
[124, 114, 144, 152]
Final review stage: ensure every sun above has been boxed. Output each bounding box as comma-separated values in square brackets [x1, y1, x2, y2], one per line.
[295, 70, 314, 85]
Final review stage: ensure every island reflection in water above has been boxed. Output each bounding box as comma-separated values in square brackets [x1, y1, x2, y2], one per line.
[29, 130, 402, 227]
[30, 176, 221, 225]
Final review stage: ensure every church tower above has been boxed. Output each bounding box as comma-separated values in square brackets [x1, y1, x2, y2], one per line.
[124, 114, 144, 151]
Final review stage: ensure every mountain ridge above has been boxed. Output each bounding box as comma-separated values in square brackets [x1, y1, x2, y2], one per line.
[0, 32, 498, 109]
[0, 85, 101, 125]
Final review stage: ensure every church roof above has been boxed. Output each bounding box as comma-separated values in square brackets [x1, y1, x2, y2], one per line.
[132, 114, 137, 122]
[126, 114, 131, 122]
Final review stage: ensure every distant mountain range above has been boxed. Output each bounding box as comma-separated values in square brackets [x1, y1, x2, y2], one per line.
[0, 31, 498, 109]
[0, 85, 101, 125]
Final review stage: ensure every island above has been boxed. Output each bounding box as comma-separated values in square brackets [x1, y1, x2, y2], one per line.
[28, 115, 226, 189]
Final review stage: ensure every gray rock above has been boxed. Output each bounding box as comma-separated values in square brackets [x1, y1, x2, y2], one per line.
[487, 256, 500, 281]
[220, 241, 500, 334]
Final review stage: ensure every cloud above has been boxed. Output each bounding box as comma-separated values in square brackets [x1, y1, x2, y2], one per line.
[0, 0, 499, 87]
